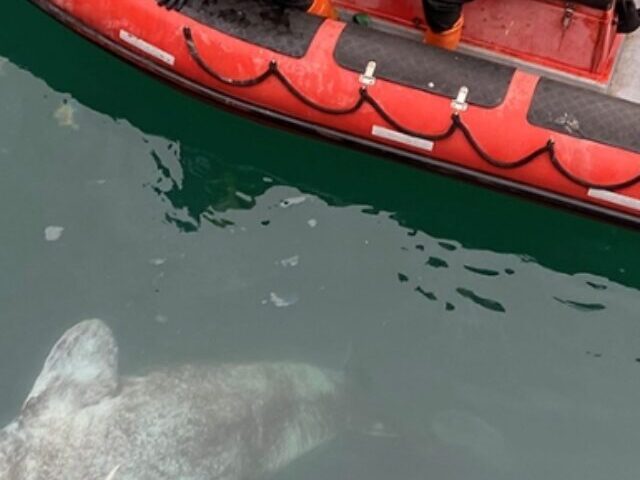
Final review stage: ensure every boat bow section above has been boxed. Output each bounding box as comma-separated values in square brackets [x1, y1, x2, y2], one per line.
[29, 0, 640, 226]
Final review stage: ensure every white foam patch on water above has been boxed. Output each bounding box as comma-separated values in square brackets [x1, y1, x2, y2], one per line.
[280, 196, 306, 208]
[44, 226, 64, 242]
[269, 292, 298, 308]
[149, 258, 166, 266]
[307, 219, 317, 228]
[54, 102, 79, 130]
[279, 255, 299, 268]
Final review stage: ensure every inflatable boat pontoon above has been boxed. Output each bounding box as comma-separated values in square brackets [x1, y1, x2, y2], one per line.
[28, 0, 640, 226]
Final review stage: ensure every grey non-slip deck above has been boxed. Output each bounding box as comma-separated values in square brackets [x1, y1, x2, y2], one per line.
[334, 23, 515, 108]
[181, 0, 323, 58]
[528, 77, 640, 153]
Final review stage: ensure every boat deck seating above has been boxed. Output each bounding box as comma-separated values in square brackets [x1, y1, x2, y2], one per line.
[528, 78, 640, 154]
[334, 24, 514, 108]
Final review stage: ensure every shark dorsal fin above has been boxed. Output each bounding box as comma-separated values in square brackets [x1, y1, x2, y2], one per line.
[22, 319, 119, 414]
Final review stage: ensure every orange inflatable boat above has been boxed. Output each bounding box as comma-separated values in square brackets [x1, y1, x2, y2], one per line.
[29, 0, 640, 226]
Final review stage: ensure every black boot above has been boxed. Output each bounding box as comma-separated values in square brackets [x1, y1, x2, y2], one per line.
[616, 0, 640, 33]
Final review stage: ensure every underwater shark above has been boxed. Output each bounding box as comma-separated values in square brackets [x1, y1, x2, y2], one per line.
[0, 319, 347, 479]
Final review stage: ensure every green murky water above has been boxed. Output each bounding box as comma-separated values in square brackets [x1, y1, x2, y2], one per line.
[2, 2, 640, 479]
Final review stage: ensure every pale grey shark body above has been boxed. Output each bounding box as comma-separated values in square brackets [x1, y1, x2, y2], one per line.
[0, 319, 346, 480]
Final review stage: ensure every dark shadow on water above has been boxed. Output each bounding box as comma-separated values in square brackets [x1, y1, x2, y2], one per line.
[456, 288, 506, 313]
[150, 145, 265, 231]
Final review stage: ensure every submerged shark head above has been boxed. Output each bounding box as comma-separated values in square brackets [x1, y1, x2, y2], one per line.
[0, 319, 119, 479]
[0, 319, 349, 480]
[0, 421, 23, 478]
[21, 319, 119, 418]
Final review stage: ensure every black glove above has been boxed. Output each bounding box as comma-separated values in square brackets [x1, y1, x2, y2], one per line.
[157, 0, 188, 11]
[616, 0, 640, 33]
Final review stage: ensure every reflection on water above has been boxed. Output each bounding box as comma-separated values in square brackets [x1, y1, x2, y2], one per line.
[2, 9, 640, 479]
[151, 144, 265, 231]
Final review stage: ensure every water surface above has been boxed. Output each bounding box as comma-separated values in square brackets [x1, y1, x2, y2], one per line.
[2, 3, 640, 479]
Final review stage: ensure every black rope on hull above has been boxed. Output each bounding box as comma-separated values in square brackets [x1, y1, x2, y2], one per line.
[182, 26, 640, 193]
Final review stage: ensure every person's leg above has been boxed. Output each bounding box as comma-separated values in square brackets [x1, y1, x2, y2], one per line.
[616, 0, 640, 33]
[422, 0, 472, 49]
